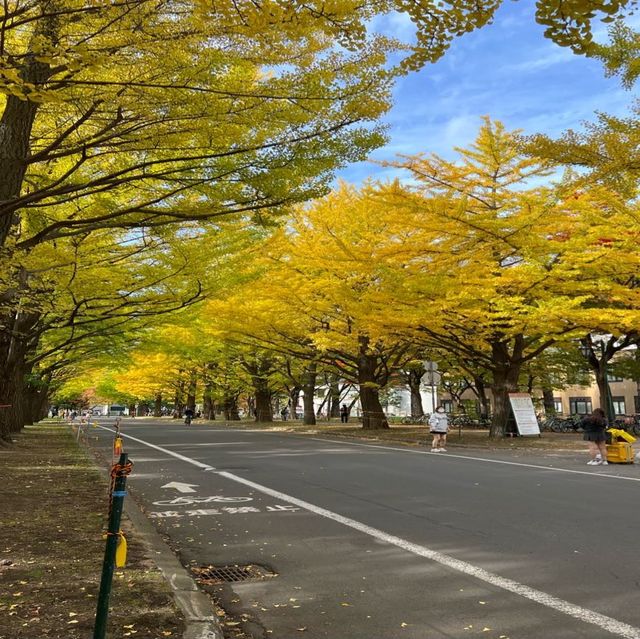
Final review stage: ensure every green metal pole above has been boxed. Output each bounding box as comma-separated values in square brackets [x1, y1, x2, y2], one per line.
[93, 453, 129, 639]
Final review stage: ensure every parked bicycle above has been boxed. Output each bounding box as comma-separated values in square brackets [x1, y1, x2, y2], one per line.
[540, 415, 583, 433]
[400, 414, 430, 425]
[612, 415, 640, 436]
[449, 414, 491, 429]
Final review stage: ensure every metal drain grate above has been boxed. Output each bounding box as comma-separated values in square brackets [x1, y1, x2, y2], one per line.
[192, 564, 275, 584]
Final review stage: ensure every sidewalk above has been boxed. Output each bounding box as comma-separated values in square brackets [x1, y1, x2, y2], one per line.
[0, 423, 185, 639]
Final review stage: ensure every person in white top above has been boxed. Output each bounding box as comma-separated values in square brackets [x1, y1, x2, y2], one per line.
[428, 406, 449, 452]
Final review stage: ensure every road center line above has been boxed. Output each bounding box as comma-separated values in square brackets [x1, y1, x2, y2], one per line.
[97, 425, 640, 638]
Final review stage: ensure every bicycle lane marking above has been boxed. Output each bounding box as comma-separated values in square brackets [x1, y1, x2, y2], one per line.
[95, 426, 302, 521]
[97, 425, 640, 639]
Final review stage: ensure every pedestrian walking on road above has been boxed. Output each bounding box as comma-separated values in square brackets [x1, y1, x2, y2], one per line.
[428, 406, 449, 452]
[581, 408, 608, 465]
[340, 404, 349, 423]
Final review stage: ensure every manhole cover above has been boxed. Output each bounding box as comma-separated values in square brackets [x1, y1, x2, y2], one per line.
[192, 564, 276, 584]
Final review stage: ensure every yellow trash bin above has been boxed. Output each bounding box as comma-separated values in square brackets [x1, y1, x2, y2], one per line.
[606, 428, 636, 464]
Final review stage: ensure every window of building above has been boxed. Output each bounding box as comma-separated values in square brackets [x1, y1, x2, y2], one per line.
[460, 399, 481, 417]
[570, 397, 592, 415]
[635, 396, 640, 414]
[607, 373, 624, 382]
[553, 398, 563, 414]
[612, 396, 626, 415]
[441, 399, 453, 413]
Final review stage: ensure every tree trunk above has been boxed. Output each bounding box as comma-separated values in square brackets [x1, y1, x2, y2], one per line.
[0, 9, 60, 241]
[254, 387, 272, 422]
[0, 367, 27, 441]
[0, 88, 46, 245]
[203, 389, 215, 420]
[316, 390, 329, 417]
[201, 363, 215, 419]
[202, 365, 215, 419]
[22, 388, 35, 426]
[173, 379, 185, 418]
[489, 366, 520, 438]
[542, 387, 556, 416]
[0, 18, 59, 438]
[329, 377, 341, 419]
[595, 367, 614, 423]
[22, 382, 48, 425]
[357, 339, 388, 430]
[359, 383, 388, 429]
[474, 376, 491, 420]
[408, 369, 424, 418]
[0, 282, 41, 439]
[186, 373, 197, 412]
[246, 396, 255, 419]
[223, 395, 240, 421]
[302, 365, 317, 426]
[153, 393, 162, 417]
[289, 386, 301, 419]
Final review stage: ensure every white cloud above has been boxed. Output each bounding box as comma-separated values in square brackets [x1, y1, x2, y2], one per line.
[337, 2, 638, 185]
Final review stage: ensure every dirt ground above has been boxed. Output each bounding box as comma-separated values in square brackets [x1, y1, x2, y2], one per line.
[0, 423, 184, 639]
[204, 418, 589, 453]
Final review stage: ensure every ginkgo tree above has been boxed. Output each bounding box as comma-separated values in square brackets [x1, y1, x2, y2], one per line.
[370, 119, 640, 436]
[201, 182, 432, 429]
[2, 0, 638, 436]
[1, 0, 398, 437]
[59, 119, 640, 440]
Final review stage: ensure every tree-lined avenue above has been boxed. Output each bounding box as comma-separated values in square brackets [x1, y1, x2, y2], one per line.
[88, 419, 640, 639]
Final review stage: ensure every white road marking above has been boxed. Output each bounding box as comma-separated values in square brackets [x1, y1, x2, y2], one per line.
[307, 437, 640, 483]
[159, 442, 248, 448]
[161, 481, 199, 493]
[216, 469, 640, 639]
[152, 496, 253, 506]
[97, 425, 640, 638]
[97, 425, 215, 471]
[240, 447, 363, 457]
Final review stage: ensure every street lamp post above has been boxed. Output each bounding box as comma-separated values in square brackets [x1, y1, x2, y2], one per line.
[422, 361, 439, 414]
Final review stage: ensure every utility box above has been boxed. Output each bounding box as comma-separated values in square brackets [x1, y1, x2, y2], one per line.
[606, 428, 636, 464]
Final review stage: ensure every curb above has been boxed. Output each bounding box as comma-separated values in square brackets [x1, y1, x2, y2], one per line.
[123, 498, 223, 639]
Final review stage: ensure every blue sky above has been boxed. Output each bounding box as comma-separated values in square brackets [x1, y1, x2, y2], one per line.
[338, 2, 637, 183]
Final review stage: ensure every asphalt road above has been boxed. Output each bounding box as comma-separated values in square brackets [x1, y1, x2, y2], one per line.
[88, 419, 640, 639]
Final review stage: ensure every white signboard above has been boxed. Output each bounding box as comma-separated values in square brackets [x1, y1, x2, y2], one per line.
[508, 393, 540, 436]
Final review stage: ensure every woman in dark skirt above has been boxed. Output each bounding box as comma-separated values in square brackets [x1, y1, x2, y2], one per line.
[581, 408, 608, 466]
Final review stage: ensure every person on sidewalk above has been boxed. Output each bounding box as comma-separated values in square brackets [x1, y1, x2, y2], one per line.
[581, 408, 608, 466]
[428, 406, 449, 452]
[340, 404, 349, 423]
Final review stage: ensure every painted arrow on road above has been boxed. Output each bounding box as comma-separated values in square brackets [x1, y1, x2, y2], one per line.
[161, 482, 199, 493]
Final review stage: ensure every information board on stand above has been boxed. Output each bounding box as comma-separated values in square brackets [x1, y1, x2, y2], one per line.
[508, 393, 541, 436]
